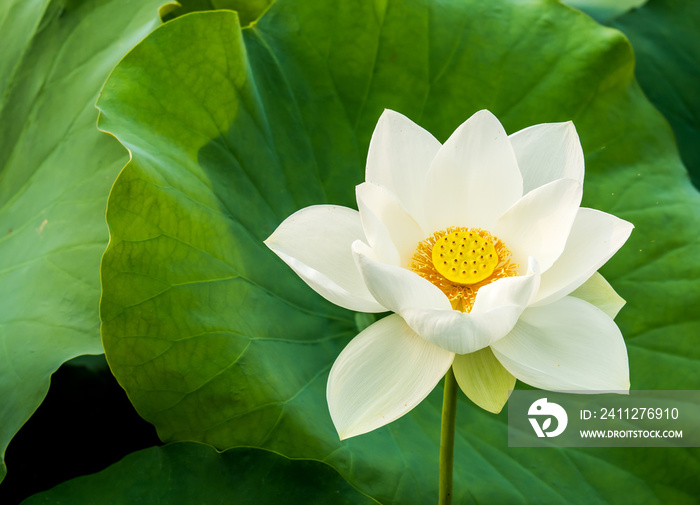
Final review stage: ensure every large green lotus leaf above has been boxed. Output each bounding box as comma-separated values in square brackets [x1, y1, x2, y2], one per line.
[561, 0, 647, 22]
[98, 1, 700, 503]
[164, 0, 273, 25]
[611, 0, 700, 188]
[0, 0, 49, 98]
[0, 0, 166, 483]
[20, 443, 374, 504]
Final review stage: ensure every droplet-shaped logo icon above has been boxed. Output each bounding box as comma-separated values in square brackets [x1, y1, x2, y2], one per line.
[528, 398, 568, 438]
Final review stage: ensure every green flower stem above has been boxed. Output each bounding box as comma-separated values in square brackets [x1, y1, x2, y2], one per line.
[439, 367, 458, 505]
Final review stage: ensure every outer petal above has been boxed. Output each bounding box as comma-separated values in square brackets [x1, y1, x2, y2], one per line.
[402, 258, 541, 354]
[265, 205, 385, 313]
[452, 347, 515, 414]
[352, 240, 451, 312]
[327, 314, 455, 439]
[423, 110, 523, 232]
[494, 178, 582, 273]
[509, 121, 585, 194]
[365, 109, 441, 226]
[472, 256, 541, 314]
[491, 297, 630, 391]
[356, 182, 426, 266]
[569, 272, 626, 319]
[533, 208, 634, 306]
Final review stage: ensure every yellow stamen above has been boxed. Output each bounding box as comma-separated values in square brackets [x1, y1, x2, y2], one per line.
[409, 227, 518, 312]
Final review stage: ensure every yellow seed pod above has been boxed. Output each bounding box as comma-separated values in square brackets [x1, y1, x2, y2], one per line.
[431, 230, 498, 285]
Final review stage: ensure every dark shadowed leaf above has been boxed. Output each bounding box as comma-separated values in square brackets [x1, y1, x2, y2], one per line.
[612, 0, 700, 188]
[21, 443, 375, 505]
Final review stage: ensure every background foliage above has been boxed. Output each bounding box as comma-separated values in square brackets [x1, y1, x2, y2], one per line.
[611, 0, 700, 189]
[0, 0, 698, 503]
[0, 0, 164, 484]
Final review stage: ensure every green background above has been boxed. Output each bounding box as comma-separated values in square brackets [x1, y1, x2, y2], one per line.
[1, 0, 698, 503]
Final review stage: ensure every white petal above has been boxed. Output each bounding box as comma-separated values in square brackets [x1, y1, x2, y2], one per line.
[494, 178, 582, 273]
[265, 205, 385, 312]
[327, 314, 455, 439]
[533, 208, 634, 306]
[356, 182, 426, 266]
[509, 121, 585, 194]
[569, 272, 626, 319]
[352, 240, 450, 311]
[491, 296, 630, 391]
[472, 257, 541, 313]
[365, 110, 441, 226]
[403, 259, 540, 354]
[423, 110, 523, 232]
[402, 308, 508, 355]
[452, 347, 515, 414]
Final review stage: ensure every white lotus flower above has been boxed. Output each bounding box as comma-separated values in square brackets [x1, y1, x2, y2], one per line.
[265, 110, 633, 440]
